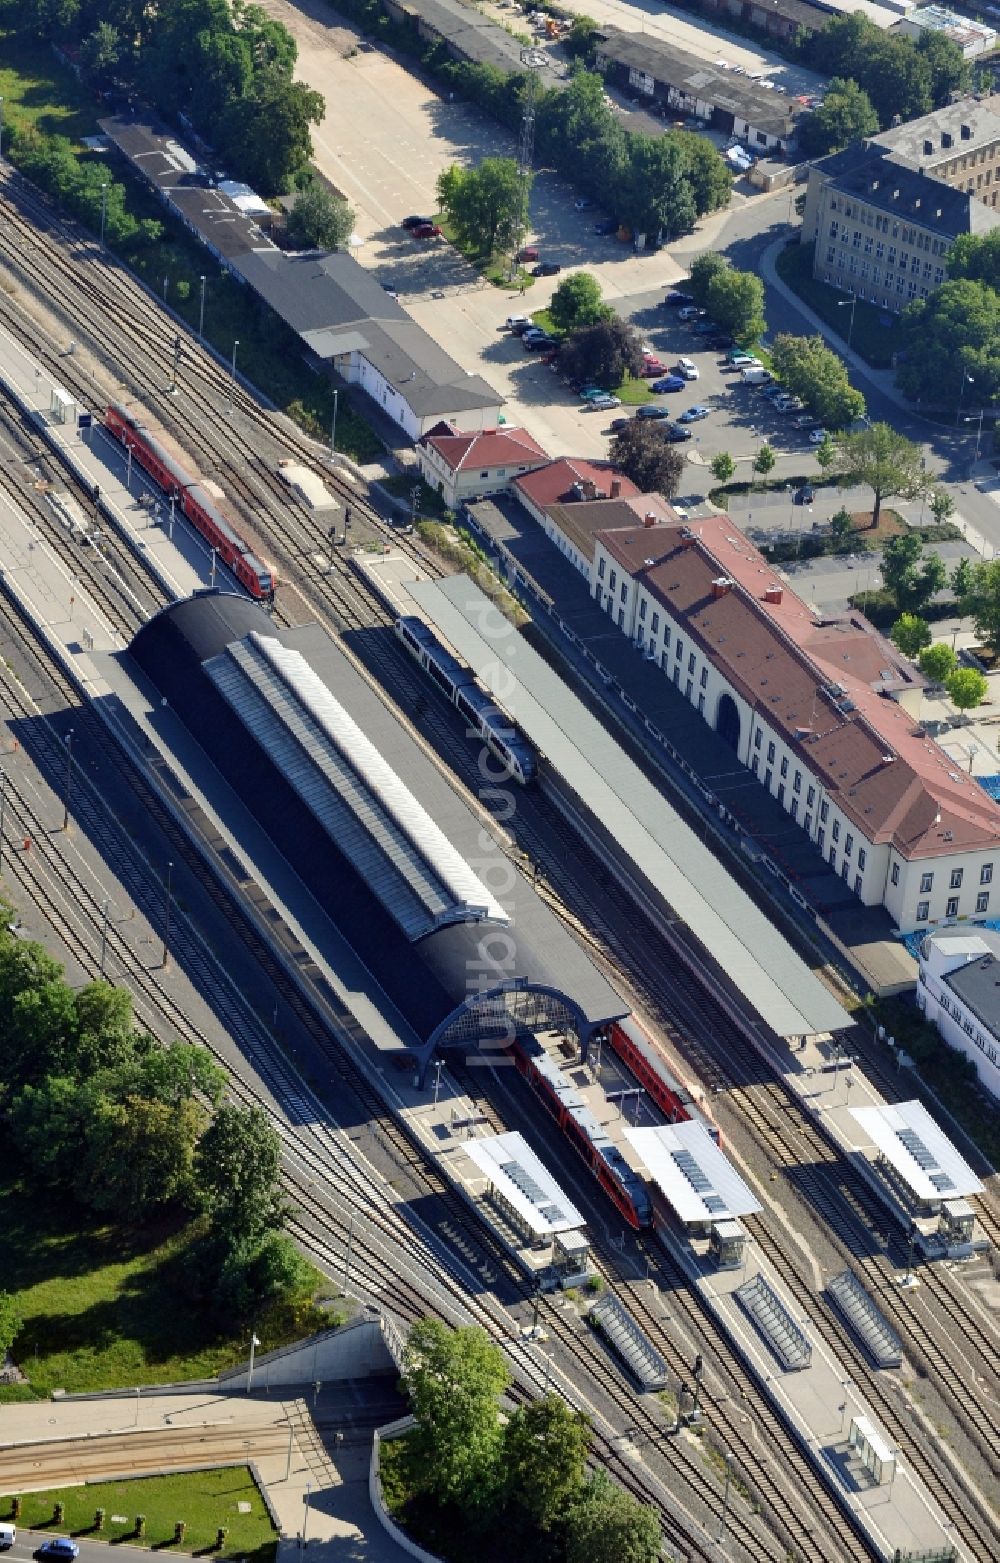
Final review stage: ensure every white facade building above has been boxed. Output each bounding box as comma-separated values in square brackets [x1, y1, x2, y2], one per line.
[590, 515, 1000, 934]
[917, 932, 1000, 1100]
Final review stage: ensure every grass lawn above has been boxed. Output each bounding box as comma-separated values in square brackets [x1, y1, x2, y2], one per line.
[1, 1469, 276, 1563]
[0, 34, 99, 140]
[616, 374, 652, 406]
[436, 217, 533, 290]
[775, 241, 903, 371]
[0, 1167, 327, 1399]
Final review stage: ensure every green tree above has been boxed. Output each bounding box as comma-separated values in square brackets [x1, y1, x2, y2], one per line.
[131, 1042, 227, 1108]
[69, 981, 137, 1077]
[195, 1102, 284, 1244]
[829, 507, 855, 552]
[563, 15, 598, 59]
[502, 1396, 590, 1534]
[0, 1293, 23, 1361]
[948, 230, 1000, 290]
[929, 488, 955, 526]
[437, 157, 528, 258]
[673, 132, 732, 214]
[952, 556, 974, 602]
[79, 21, 124, 85]
[815, 433, 837, 475]
[770, 333, 864, 428]
[960, 558, 1000, 649]
[711, 451, 735, 483]
[286, 184, 354, 250]
[754, 443, 775, 480]
[549, 272, 608, 334]
[837, 422, 929, 529]
[706, 267, 765, 345]
[565, 1471, 661, 1563]
[607, 421, 685, 496]
[916, 28, 971, 108]
[919, 642, 958, 683]
[890, 613, 932, 658]
[402, 1320, 510, 1515]
[0, 935, 77, 1087]
[557, 316, 644, 391]
[77, 1094, 205, 1217]
[898, 280, 1000, 410]
[688, 252, 730, 309]
[797, 77, 879, 157]
[620, 134, 695, 239]
[221, 69, 324, 192]
[10, 1075, 94, 1188]
[880, 532, 946, 613]
[946, 666, 989, 710]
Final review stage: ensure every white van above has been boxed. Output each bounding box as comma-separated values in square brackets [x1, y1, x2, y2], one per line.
[741, 366, 771, 385]
[0, 1524, 16, 1548]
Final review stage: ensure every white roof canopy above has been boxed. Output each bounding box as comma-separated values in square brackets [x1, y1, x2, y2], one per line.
[624, 1121, 762, 1224]
[463, 1131, 585, 1235]
[851, 1100, 983, 1201]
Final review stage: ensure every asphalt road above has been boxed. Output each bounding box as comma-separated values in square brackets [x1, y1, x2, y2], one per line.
[5, 1536, 149, 1563]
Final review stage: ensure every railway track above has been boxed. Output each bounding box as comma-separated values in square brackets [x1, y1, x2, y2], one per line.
[0, 166, 994, 1555]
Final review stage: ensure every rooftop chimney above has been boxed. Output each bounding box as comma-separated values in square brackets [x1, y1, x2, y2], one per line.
[679, 527, 698, 547]
[764, 584, 783, 604]
[610, 478, 622, 499]
[712, 577, 734, 598]
[644, 510, 658, 527]
[581, 480, 598, 501]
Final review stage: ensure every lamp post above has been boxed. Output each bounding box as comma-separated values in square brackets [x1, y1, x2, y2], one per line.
[432, 1057, 444, 1107]
[198, 275, 207, 340]
[99, 896, 110, 976]
[228, 338, 239, 410]
[99, 182, 108, 249]
[247, 1332, 261, 1392]
[0, 765, 6, 878]
[169, 335, 181, 395]
[957, 370, 973, 427]
[162, 859, 174, 967]
[718, 1455, 733, 1543]
[837, 291, 857, 352]
[330, 389, 338, 456]
[62, 728, 74, 831]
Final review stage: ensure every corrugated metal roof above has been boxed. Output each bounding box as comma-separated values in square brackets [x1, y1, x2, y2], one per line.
[624, 1122, 762, 1223]
[409, 576, 851, 1037]
[205, 632, 508, 939]
[850, 1100, 984, 1200]
[463, 1131, 585, 1234]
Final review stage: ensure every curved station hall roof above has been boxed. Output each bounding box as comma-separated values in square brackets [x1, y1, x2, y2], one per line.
[127, 592, 625, 1058]
[409, 575, 851, 1039]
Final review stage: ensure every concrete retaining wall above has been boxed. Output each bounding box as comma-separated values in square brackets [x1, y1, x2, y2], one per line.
[368, 1418, 444, 1563]
[220, 1319, 395, 1391]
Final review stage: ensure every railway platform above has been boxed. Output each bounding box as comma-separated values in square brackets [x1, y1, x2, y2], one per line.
[0, 319, 234, 602]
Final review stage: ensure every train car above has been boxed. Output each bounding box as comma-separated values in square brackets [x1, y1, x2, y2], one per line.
[395, 615, 537, 785]
[606, 1016, 721, 1145]
[512, 1035, 652, 1229]
[103, 404, 276, 600]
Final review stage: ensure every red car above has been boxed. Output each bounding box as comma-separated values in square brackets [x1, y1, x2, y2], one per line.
[642, 356, 666, 376]
[413, 222, 443, 239]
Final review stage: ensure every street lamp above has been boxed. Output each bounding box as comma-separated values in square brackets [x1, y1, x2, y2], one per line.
[228, 338, 240, 410]
[330, 388, 338, 456]
[718, 1455, 733, 1543]
[62, 728, 74, 831]
[161, 859, 174, 967]
[99, 182, 108, 249]
[837, 291, 857, 352]
[198, 275, 207, 340]
[247, 1331, 261, 1393]
[957, 370, 974, 427]
[0, 765, 6, 879]
[964, 407, 986, 474]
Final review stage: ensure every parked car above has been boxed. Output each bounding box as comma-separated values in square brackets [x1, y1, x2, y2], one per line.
[642, 356, 666, 376]
[651, 374, 685, 393]
[809, 428, 829, 443]
[636, 404, 669, 419]
[664, 290, 695, 306]
[708, 334, 734, 350]
[678, 356, 699, 381]
[794, 413, 820, 428]
[381, 281, 398, 296]
[662, 423, 692, 442]
[608, 416, 632, 431]
[413, 223, 442, 239]
[794, 485, 816, 505]
[517, 246, 539, 262]
[694, 319, 717, 335]
[594, 219, 618, 236]
[727, 349, 759, 367]
[402, 214, 433, 229]
[532, 261, 562, 276]
[574, 198, 593, 210]
[506, 314, 532, 332]
[39, 1544, 80, 1560]
[741, 366, 771, 385]
[524, 333, 556, 351]
[677, 305, 703, 322]
[678, 405, 710, 422]
[580, 386, 610, 400]
[588, 394, 621, 410]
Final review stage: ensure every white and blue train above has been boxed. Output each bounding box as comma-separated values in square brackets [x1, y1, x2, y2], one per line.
[394, 615, 537, 785]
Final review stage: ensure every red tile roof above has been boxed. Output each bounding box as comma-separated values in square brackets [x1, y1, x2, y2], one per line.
[597, 515, 1000, 860]
[512, 459, 639, 511]
[421, 425, 548, 473]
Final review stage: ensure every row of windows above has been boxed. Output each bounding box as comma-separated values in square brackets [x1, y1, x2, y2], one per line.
[826, 199, 950, 254]
[750, 732, 869, 878]
[918, 864, 993, 892]
[915, 892, 991, 921]
[822, 273, 911, 311]
[938, 992, 999, 1065]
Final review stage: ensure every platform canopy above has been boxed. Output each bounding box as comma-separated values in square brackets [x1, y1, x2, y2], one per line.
[409, 575, 851, 1039]
[463, 1131, 585, 1235]
[850, 1100, 984, 1201]
[624, 1121, 762, 1224]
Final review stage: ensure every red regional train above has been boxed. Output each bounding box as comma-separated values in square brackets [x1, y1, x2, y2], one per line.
[606, 1016, 721, 1145]
[104, 404, 276, 600]
[512, 1034, 652, 1229]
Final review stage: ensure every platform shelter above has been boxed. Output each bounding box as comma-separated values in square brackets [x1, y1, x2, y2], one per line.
[625, 1121, 761, 1265]
[850, 1099, 983, 1228]
[462, 1131, 589, 1274]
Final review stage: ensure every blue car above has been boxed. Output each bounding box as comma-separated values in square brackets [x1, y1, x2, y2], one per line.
[39, 1543, 80, 1560]
[677, 405, 710, 423]
[651, 375, 685, 393]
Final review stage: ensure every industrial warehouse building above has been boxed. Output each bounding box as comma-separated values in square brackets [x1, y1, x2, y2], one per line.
[123, 592, 625, 1073]
[588, 512, 1000, 935]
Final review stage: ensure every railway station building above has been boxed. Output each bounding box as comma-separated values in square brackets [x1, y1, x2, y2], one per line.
[588, 513, 1000, 934]
[122, 592, 626, 1076]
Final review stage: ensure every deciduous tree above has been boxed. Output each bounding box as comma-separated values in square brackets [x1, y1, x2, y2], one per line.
[946, 666, 988, 710]
[607, 421, 684, 495]
[918, 642, 958, 683]
[770, 334, 864, 429]
[879, 531, 946, 612]
[890, 613, 932, 659]
[837, 423, 929, 529]
[565, 1471, 661, 1563]
[929, 489, 955, 526]
[797, 78, 879, 157]
[437, 157, 528, 258]
[195, 1102, 284, 1244]
[549, 272, 609, 334]
[221, 69, 324, 193]
[706, 267, 765, 345]
[0, 1293, 22, 1362]
[753, 443, 775, 480]
[502, 1395, 590, 1533]
[402, 1319, 510, 1516]
[557, 316, 644, 391]
[898, 280, 1000, 410]
[711, 451, 735, 483]
[688, 252, 729, 309]
[286, 184, 354, 250]
[957, 558, 1000, 650]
